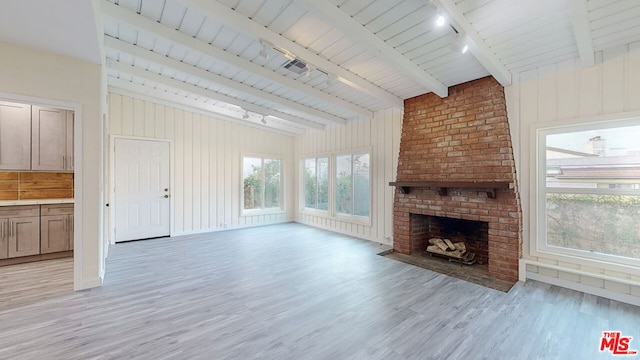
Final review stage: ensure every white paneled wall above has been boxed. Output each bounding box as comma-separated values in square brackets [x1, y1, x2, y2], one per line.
[295, 108, 403, 244]
[108, 93, 295, 236]
[506, 44, 640, 304]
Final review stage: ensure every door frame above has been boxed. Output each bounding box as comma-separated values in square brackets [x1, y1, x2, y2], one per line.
[0, 91, 84, 289]
[109, 135, 172, 245]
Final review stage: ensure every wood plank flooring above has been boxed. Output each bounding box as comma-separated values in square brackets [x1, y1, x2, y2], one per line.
[0, 223, 638, 359]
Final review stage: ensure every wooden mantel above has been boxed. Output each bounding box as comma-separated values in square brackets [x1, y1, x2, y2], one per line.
[389, 181, 512, 199]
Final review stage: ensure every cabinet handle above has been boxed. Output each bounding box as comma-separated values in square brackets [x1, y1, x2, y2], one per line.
[1, 221, 4, 240]
[68, 156, 72, 169]
[9, 220, 12, 237]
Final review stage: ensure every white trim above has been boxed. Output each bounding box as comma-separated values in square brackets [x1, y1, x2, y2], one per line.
[0, 92, 87, 291]
[299, 155, 330, 213]
[240, 154, 285, 216]
[171, 220, 290, 237]
[522, 259, 640, 287]
[526, 271, 640, 307]
[530, 115, 640, 269]
[110, 136, 172, 244]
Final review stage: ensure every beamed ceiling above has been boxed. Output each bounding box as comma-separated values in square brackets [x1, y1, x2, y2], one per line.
[2, 0, 640, 135]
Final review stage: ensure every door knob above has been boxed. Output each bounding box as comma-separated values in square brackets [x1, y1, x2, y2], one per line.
[164, 195, 169, 198]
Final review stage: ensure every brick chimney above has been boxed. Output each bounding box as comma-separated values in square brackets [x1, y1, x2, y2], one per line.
[392, 76, 522, 283]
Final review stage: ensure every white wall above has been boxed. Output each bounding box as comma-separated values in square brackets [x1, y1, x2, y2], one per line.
[294, 108, 403, 244]
[108, 93, 296, 236]
[0, 41, 105, 290]
[506, 44, 640, 304]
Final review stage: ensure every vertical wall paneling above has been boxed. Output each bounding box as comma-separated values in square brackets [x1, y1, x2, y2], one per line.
[505, 49, 640, 301]
[295, 107, 403, 244]
[108, 93, 294, 236]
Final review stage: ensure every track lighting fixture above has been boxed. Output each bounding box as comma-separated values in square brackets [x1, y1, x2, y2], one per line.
[242, 110, 249, 119]
[452, 33, 469, 54]
[259, 40, 270, 59]
[305, 65, 315, 78]
[261, 115, 267, 125]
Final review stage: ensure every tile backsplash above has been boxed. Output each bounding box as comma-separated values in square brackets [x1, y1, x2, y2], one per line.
[0, 172, 73, 200]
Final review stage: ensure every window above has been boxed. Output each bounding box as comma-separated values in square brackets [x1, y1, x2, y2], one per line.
[538, 121, 640, 264]
[336, 153, 370, 217]
[304, 157, 328, 211]
[243, 157, 282, 212]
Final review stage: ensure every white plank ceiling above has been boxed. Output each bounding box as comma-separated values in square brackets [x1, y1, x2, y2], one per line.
[2, 0, 640, 134]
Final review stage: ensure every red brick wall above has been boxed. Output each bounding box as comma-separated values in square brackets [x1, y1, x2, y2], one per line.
[393, 76, 522, 282]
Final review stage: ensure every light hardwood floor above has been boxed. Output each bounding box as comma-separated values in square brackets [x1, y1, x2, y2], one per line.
[0, 223, 638, 359]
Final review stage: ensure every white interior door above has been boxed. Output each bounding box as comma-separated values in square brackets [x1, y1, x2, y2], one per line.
[114, 138, 170, 242]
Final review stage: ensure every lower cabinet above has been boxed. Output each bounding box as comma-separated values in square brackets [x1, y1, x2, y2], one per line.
[0, 205, 41, 259]
[40, 204, 74, 254]
[0, 204, 73, 263]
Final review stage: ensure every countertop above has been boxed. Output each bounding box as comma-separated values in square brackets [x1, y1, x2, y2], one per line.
[0, 198, 74, 206]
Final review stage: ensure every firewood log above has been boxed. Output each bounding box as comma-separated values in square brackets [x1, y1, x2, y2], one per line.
[454, 242, 466, 252]
[444, 239, 456, 251]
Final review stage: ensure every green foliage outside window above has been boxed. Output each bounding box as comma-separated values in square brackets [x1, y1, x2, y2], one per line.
[243, 157, 281, 210]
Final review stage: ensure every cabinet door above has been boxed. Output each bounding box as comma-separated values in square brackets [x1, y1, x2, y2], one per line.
[66, 111, 74, 171]
[0, 219, 7, 259]
[41, 215, 70, 253]
[31, 106, 68, 171]
[8, 216, 40, 257]
[69, 214, 74, 250]
[0, 101, 31, 170]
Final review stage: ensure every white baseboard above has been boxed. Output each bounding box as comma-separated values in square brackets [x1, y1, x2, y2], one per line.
[526, 271, 640, 306]
[75, 276, 103, 291]
[170, 220, 290, 237]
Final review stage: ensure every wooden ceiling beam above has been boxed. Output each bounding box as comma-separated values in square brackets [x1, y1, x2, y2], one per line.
[435, 0, 513, 87]
[107, 61, 326, 131]
[568, 0, 595, 67]
[107, 79, 305, 136]
[293, 0, 448, 98]
[176, 0, 404, 108]
[101, 1, 354, 125]
[105, 36, 345, 126]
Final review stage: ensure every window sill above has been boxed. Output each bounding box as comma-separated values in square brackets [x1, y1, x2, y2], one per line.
[241, 209, 286, 217]
[532, 246, 640, 276]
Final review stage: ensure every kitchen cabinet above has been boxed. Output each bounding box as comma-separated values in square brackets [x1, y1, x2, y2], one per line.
[0, 101, 31, 170]
[40, 204, 73, 253]
[0, 205, 40, 259]
[31, 106, 73, 171]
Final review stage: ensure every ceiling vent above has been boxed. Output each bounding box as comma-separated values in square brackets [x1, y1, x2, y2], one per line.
[283, 58, 308, 75]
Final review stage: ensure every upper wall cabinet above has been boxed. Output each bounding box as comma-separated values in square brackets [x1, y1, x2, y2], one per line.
[31, 106, 73, 172]
[0, 101, 32, 170]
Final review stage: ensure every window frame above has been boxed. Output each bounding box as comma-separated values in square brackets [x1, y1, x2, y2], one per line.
[300, 149, 372, 225]
[534, 117, 640, 268]
[302, 156, 330, 214]
[241, 154, 284, 216]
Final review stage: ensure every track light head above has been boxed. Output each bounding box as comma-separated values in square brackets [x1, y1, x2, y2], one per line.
[259, 40, 270, 59]
[261, 115, 267, 125]
[242, 110, 249, 119]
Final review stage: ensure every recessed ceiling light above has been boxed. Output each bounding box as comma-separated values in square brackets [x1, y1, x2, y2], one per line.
[435, 14, 446, 27]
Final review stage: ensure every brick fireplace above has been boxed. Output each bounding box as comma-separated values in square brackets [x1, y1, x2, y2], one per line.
[392, 76, 522, 283]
